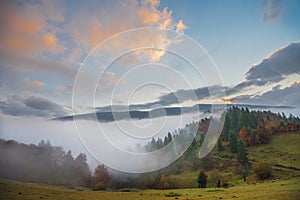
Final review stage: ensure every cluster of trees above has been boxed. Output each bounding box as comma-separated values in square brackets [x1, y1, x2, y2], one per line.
[0, 139, 91, 186]
[143, 132, 173, 152]
[220, 107, 300, 151]
[0, 139, 115, 189]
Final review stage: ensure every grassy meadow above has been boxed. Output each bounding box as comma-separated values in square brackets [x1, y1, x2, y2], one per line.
[0, 177, 299, 200]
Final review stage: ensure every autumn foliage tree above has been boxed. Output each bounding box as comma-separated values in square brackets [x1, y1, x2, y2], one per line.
[253, 162, 272, 180]
[91, 164, 110, 190]
[159, 175, 170, 189]
[239, 127, 248, 145]
[210, 169, 222, 190]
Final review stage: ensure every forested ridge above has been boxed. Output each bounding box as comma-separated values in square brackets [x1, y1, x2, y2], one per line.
[0, 107, 299, 190]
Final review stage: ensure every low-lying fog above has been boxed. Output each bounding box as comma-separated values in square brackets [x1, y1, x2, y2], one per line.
[0, 107, 298, 172]
[0, 112, 208, 171]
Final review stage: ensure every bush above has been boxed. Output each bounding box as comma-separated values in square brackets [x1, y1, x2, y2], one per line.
[221, 177, 229, 188]
[164, 192, 181, 197]
[253, 162, 272, 180]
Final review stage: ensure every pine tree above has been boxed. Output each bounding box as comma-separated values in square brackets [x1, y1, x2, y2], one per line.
[167, 132, 172, 143]
[197, 170, 207, 188]
[229, 129, 238, 153]
[231, 107, 239, 132]
[150, 138, 156, 150]
[222, 114, 231, 141]
[217, 138, 224, 151]
[239, 109, 248, 129]
[164, 136, 168, 146]
[237, 140, 250, 181]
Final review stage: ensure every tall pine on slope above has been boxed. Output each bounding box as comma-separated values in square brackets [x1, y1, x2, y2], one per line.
[237, 139, 250, 181]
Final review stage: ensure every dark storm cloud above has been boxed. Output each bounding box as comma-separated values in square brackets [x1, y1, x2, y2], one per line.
[0, 95, 69, 118]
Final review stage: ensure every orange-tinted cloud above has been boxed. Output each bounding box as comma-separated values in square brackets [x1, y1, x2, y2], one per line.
[267, 47, 283, 59]
[22, 78, 45, 90]
[176, 20, 187, 32]
[138, 9, 160, 25]
[66, 0, 186, 62]
[221, 98, 233, 104]
[0, 1, 65, 56]
[42, 33, 65, 52]
[292, 81, 300, 86]
[33, 81, 45, 88]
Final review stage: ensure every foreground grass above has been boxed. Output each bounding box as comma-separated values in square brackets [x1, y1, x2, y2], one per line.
[1, 178, 299, 200]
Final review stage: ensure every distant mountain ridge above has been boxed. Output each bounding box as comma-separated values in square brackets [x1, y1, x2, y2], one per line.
[52, 104, 293, 122]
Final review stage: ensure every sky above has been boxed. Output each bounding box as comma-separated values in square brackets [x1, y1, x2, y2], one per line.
[0, 0, 300, 172]
[0, 0, 300, 118]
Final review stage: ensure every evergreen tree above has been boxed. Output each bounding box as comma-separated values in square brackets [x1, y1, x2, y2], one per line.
[229, 129, 238, 153]
[73, 154, 91, 186]
[237, 140, 250, 181]
[164, 136, 168, 146]
[217, 138, 224, 151]
[199, 133, 205, 147]
[197, 170, 207, 188]
[239, 109, 248, 129]
[167, 132, 172, 143]
[150, 138, 156, 151]
[222, 114, 231, 141]
[156, 138, 163, 149]
[231, 107, 239, 132]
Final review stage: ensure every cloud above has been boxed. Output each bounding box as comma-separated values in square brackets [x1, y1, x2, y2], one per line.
[0, 49, 76, 78]
[245, 42, 300, 84]
[231, 83, 300, 106]
[0, 1, 73, 83]
[176, 20, 188, 33]
[262, 0, 283, 22]
[57, 84, 73, 94]
[98, 41, 300, 109]
[32, 81, 44, 88]
[292, 81, 300, 86]
[95, 84, 227, 111]
[65, 0, 187, 62]
[0, 65, 48, 94]
[0, 95, 69, 118]
[0, 0, 187, 99]
[0, 1, 65, 55]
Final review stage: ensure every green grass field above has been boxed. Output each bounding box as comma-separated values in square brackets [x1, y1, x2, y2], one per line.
[0, 178, 299, 200]
[248, 132, 300, 168]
